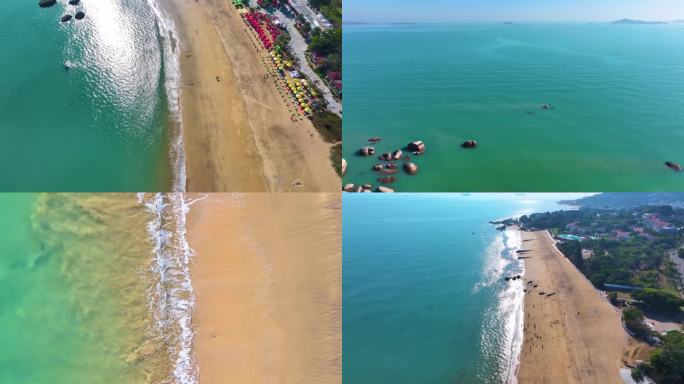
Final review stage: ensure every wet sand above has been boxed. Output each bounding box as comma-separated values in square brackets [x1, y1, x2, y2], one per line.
[162, 0, 340, 192]
[186, 193, 341, 383]
[517, 230, 630, 384]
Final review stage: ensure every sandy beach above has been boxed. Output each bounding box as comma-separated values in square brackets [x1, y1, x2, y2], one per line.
[517, 230, 631, 384]
[162, 0, 340, 192]
[186, 193, 341, 383]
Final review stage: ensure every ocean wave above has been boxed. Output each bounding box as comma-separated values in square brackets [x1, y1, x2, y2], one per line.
[145, 0, 186, 192]
[475, 229, 524, 384]
[140, 193, 197, 384]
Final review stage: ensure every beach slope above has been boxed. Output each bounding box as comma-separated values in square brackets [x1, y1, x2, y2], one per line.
[186, 193, 341, 383]
[518, 230, 630, 384]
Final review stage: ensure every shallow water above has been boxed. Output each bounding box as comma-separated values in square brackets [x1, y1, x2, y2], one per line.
[0, 194, 194, 383]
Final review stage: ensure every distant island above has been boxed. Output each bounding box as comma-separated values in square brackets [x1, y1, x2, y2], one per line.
[343, 21, 416, 26]
[612, 18, 668, 25]
[560, 193, 684, 209]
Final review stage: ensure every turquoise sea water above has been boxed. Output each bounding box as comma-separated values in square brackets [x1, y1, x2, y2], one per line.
[0, 0, 178, 191]
[343, 193, 574, 383]
[343, 23, 684, 191]
[0, 194, 195, 383]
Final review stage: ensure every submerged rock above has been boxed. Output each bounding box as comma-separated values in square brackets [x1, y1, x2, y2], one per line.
[60, 14, 73, 22]
[461, 140, 477, 148]
[39, 0, 57, 7]
[403, 162, 418, 175]
[377, 176, 396, 184]
[368, 137, 382, 143]
[75, 11, 86, 20]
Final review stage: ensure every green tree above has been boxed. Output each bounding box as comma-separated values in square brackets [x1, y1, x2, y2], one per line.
[649, 331, 684, 383]
[633, 289, 684, 313]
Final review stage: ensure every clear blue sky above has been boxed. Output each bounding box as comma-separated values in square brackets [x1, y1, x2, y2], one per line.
[344, 0, 684, 23]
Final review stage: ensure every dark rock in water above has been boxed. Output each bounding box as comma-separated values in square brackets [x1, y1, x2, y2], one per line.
[60, 14, 73, 22]
[75, 11, 86, 20]
[39, 0, 57, 7]
[358, 146, 375, 156]
[342, 183, 355, 192]
[407, 140, 425, 153]
[461, 140, 477, 149]
[403, 162, 418, 175]
[391, 149, 403, 161]
[372, 164, 384, 171]
[368, 137, 382, 143]
[504, 277, 511, 281]
[665, 161, 682, 172]
[68, 0, 80, 4]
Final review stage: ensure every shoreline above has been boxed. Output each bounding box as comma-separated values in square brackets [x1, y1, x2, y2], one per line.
[186, 193, 341, 383]
[516, 229, 630, 383]
[146, 0, 186, 192]
[158, 0, 339, 192]
[139, 193, 198, 383]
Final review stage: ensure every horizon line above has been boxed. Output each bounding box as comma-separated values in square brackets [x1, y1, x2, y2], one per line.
[343, 18, 684, 25]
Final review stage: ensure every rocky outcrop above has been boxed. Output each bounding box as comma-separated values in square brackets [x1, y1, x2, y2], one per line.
[358, 146, 375, 156]
[75, 11, 86, 20]
[391, 149, 403, 160]
[39, 0, 57, 8]
[403, 162, 418, 175]
[60, 14, 72, 22]
[461, 140, 477, 148]
[407, 140, 425, 153]
[377, 186, 395, 193]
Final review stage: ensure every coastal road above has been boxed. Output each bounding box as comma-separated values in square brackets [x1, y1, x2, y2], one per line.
[287, 0, 333, 30]
[274, 10, 341, 116]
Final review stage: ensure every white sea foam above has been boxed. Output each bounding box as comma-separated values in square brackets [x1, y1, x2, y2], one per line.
[501, 229, 524, 384]
[146, 0, 186, 192]
[140, 193, 197, 384]
[476, 229, 524, 384]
